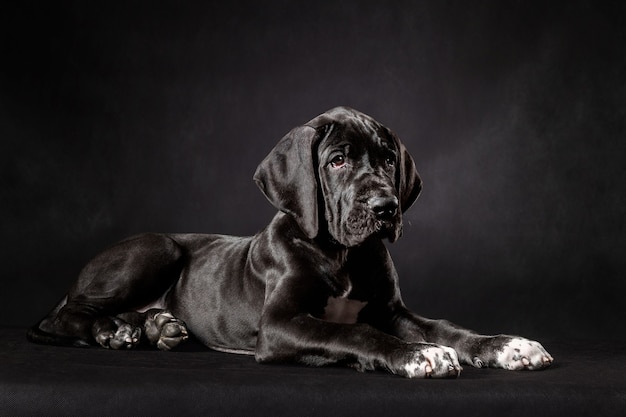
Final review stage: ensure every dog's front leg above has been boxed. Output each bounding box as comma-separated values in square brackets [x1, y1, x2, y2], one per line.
[255, 312, 461, 378]
[391, 306, 553, 370]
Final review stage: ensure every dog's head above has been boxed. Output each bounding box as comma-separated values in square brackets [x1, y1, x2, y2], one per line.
[254, 107, 421, 247]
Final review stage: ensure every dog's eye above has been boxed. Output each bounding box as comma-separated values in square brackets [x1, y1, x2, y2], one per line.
[384, 154, 396, 166]
[330, 155, 346, 168]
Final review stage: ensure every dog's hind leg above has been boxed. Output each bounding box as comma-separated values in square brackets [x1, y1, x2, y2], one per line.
[86, 309, 189, 350]
[28, 233, 187, 349]
[27, 297, 145, 349]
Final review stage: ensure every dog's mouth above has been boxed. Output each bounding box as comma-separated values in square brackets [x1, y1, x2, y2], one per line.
[342, 212, 401, 246]
[374, 219, 402, 242]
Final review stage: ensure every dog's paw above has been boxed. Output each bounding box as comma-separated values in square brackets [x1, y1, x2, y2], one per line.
[471, 336, 553, 370]
[94, 318, 141, 350]
[493, 337, 553, 370]
[401, 344, 462, 378]
[145, 310, 189, 351]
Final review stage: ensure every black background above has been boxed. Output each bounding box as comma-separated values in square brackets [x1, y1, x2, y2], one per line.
[2, 1, 625, 342]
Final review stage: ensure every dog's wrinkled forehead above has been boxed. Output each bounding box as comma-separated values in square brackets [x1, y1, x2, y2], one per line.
[306, 107, 383, 131]
[307, 107, 396, 152]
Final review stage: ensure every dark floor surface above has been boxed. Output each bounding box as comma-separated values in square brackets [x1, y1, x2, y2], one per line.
[1, 327, 624, 416]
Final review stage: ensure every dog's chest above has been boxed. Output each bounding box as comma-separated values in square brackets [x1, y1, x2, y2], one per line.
[322, 295, 368, 324]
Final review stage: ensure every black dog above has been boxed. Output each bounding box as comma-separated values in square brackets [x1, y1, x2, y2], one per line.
[28, 107, 552, 378]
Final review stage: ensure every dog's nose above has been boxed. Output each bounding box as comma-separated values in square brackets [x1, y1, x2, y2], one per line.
[368, 196, 399, 219]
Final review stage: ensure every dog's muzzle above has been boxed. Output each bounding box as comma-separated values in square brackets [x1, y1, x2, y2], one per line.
[368, 196, 399, 220]
[369, 195, 402, 241]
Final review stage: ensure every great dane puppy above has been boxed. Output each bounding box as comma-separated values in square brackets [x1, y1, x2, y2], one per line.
[28, 107, 553, 378]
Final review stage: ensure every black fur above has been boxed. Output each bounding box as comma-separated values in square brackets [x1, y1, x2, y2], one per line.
[28, 107, 552, 378]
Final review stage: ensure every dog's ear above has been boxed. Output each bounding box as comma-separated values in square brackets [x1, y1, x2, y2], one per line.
[393, 134, 422, 213]
[254, 125, 320, 239]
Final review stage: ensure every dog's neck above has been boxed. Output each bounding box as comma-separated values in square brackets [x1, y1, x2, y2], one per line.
[314, 230, 348, 257]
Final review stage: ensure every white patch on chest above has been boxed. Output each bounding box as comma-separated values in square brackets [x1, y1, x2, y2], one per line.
[322, 296, 368, 324]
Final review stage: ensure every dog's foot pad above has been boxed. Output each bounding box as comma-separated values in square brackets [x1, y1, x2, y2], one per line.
[145, 310, 189, 351]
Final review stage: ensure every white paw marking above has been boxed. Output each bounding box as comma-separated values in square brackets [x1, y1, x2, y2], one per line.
[496, 337, 554, 370]
[404, 345, 462, 378]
